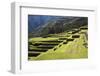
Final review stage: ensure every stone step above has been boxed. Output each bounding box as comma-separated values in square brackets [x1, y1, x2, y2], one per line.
[37, 46, 54, 49]
[67, 38, 74, 41]
[72, 35, 80, 38]
[28, 52, 41, 57]
[29, 48, 48, 52]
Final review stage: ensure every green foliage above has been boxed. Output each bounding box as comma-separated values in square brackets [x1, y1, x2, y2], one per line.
[28, 26, 88, 60]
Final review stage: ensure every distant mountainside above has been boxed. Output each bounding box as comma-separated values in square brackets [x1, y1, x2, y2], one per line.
[28, 15, 88, 38]
[28, 15, 60, 33]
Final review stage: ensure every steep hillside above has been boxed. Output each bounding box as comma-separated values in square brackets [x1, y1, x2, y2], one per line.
[28, 15, 88, 38]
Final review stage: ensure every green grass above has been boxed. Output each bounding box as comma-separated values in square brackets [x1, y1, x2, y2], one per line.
[29, 34, 88, 60]
[28, 27, 88, 60]
[29, 37, 59, 43]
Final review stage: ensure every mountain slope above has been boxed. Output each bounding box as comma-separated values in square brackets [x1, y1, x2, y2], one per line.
[28, 16, 88, 37]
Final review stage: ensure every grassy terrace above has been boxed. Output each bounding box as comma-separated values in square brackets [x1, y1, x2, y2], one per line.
[28, 26, 88, 60]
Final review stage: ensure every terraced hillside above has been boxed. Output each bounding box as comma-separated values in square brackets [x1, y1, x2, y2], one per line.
[28, 26, 88, 60]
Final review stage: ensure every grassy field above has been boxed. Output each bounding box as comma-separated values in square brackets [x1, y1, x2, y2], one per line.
[28, 26, 88, 60]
